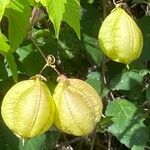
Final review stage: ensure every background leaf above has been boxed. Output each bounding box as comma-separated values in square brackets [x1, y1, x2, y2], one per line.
[80, 2, 103, 65]
[0, 0, 10, 21]
[138, 16, 150, 61]
[4, 52, 18, 82]
[63, 0, 81, 38]
[19, 134, 46, 150]
[40, 0, 67, 37]
[106, 99, 149, 150]
[86, 71, 101, 95]
[44, 131, 61, 150]
[0, 56, 8, 80]
[0, 32, 10, 53]
[6, 0, 31, 52]
[110, 70, 143, 91]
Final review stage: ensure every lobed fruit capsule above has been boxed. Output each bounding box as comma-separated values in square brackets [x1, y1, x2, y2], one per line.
[1, 77, 55, 138]
[98, 7, 143, 64]
[53, 75, 103, 136]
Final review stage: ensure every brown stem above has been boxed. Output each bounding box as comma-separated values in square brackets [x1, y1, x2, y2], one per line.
[29, 30, 47, 62]
[90, 129, 97, 150]
[108, 133, 112, 150]
[29, 30, 60, 76]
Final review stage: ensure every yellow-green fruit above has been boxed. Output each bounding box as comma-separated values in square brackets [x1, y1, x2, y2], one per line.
[98, 7, 143, 64]
[1, 78, 55, 138]
[53, 76, 103, 136]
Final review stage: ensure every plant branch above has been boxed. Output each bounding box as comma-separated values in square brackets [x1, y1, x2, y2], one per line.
[90, 129, 97, 150]
[102, 0, 108, 19]
[29, 29, 60, 76]
[29, 30, 47, 62]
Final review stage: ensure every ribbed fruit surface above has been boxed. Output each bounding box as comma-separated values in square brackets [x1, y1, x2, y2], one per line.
[98, 7, 143, 64]
[53, 76, 103, 136]
[1, 78, 55, 138]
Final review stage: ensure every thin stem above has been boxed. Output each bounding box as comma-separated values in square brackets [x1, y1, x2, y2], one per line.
[102, 57, 107, 85]
[101, 0, 108, 91]
[29, 30, 47, 62]
[108, 133, 112, 150]
[101, 1, 113, 149]
[110, 91, 116, 100]
[102, 0, 107, 19]
[39, 64, 48, 74]
[29, 29, 61, 76]
[126, 64, 130, 70]
[113, 0, 124, 6]
[90, 129, 97, 150]
[113, 0, 117, 6]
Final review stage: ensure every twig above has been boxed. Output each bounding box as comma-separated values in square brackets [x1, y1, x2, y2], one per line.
[108, 133, 112, 150]
[101, 56, 107, 85]
[101, 1, 113, 150]
[102, 0, 108, 19]
[29, 29, 60, 75]
[109, 91, 116, 100]
[90, 129, 97, 150]
[29, 30, 47, 62]
[39, 64, 48, 75]
[113, 0, 123, 6]
[113, 0, 117, 6]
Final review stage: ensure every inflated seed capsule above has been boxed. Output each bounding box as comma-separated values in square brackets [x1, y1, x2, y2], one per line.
[1, 77, 55, 138]
[53, 75, 103, 136]
[98, 7, 143, 64]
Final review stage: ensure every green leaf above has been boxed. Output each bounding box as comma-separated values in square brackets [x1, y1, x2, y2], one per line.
[0, 0, 10, 21]
[138, 16, 150, 61]
[102, 87, 110, 98]
[0, 118, 20, 150]
[58, 23, 80, 59]
[0, 120, 19, 150]
[86, 71, 101, 95]
[97, 116, 113, 132]
[40, 0, 67, 37]
[4, 52, 18, 82]
[63, 0, 81, 38]
[80, 2, 102, 37]
[6, 0, 31, 52]
[81, 33, 103, 65]
[44, 131, 61, 149]
[28, 0, 36, 5]
[0, 33, 18, 82]
[0, 32, 10, 53]
[16, 29, 57, 76]
[19, 51, 45, 76]
[19, 134, 46, 150]
[0, 57, 8, 80]
[106, 99, 149, 150]
[80, 2, 103, 65]
[110, 70, 143, 91]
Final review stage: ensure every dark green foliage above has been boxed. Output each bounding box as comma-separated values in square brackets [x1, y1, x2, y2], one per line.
[0, 0, 150, 150]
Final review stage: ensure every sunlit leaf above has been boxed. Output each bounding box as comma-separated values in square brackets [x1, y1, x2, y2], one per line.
[4, 52, 18, 82]
[63, 0, 81, 38]
[6, 0, 31, 51]
[0, 0, 10, 21]
[40, 0, 67, 37]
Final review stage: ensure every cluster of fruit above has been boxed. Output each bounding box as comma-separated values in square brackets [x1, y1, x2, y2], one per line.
[1, 75, 103, 139]
[1, 4, 143, 140]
